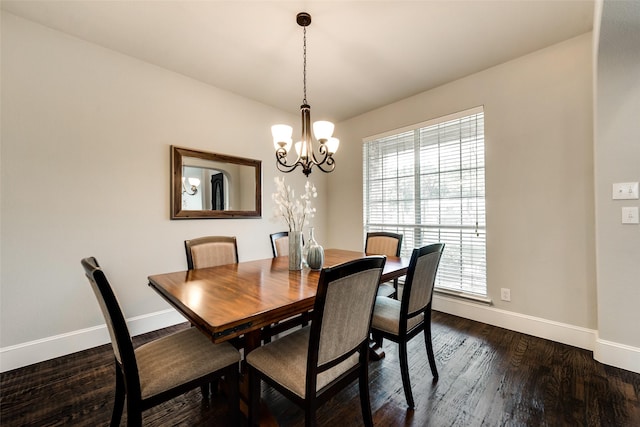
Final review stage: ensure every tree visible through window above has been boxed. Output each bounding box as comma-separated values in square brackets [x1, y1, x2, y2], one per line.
[363, 107, 486, 295]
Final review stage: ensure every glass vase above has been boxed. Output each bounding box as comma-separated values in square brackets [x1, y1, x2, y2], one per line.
[305, 227, 324, 270]
[288, 230, 303, 271]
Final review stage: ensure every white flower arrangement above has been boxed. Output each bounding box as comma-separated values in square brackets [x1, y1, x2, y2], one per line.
[272, 176, 317, 232]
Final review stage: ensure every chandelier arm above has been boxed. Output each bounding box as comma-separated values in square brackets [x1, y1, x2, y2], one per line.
[314, 155, 335, 173]
[279, 145, 334, 175]
[276, 149, 302, 173]
[305, 140, 334, 173]
[276, 163, 299, 174]
[277, 147, 335, 175]
[308, 145, 329, 166]
[275, 157, 301, 174]
[276, 146, 302, 164]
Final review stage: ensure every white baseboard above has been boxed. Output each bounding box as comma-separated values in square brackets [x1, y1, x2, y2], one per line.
[433, 294, 640, 374]
[594, 336, 640, 374]
[0, 309, 186, 373]
[433, 295, 596, 350]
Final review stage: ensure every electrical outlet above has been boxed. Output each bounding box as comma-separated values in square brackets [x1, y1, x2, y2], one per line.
[500, 288, 511, 302]
[622, 207, 639, 224]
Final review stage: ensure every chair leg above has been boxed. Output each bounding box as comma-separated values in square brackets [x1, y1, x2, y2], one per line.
[424, 321, 439, 381]
[125, 401, 142, 427]
[372, 330, 383, 348]
[262, 324, 272, 344]
[110, 366, 125, 427]
[227, 367, 240, 427]
[398, 340, 415, 408]
[304, 400, 318, 427]
[248, 367, 261, 427]
[358, 353, 374, 427]
[200, 383, 210, 398]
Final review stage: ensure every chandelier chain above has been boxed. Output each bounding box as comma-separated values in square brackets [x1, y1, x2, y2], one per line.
[302, 25, 307, 105]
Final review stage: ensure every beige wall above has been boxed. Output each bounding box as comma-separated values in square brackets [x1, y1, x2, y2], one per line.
[594, 0, 640, 349]
[0, 13, 328, 355]
[328, 33, 597, 329]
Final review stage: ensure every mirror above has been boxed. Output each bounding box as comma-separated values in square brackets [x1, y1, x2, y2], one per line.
[171, 146, 262, 219]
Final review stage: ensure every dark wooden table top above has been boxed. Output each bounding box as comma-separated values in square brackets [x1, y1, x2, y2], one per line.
[148, 249, 409, 344]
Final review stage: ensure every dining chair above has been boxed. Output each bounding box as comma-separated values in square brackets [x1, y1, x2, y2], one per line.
[270, 231, 289, 257]
[184, 235, 238, 269]
[184, 235, 242, 387]
[270, 231, 307, 258]
[246, 256, 387, 427]
[371, 243, 445, 408]
[264, 231, 309, 344]
[81, 257, 240, 427]
[365, 231, 404, 298]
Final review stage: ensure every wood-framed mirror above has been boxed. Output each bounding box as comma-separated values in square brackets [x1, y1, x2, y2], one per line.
[171, 146, 262, 219]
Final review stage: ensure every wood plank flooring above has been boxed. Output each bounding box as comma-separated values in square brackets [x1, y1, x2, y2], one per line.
[1, 311, 639, 426]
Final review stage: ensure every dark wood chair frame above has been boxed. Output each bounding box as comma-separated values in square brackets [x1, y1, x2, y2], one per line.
[371, 243, 445, 408]
[365, 231, 404, 298]
[184, 235, 239, 270]
[81, 257, 239, 427]
[248, 256, 386, 427]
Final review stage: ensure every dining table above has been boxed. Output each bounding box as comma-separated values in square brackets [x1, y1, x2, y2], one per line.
[148, 248, 409, 421]
[148, 248, 409, 353]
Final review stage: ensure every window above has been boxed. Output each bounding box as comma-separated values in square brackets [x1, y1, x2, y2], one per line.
[363, 107, 486, 296]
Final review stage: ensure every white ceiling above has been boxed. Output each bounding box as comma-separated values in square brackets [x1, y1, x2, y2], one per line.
[1, 0, 594, 122]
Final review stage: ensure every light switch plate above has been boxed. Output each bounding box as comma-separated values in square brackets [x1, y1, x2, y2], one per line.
[622, 207, 639, 224]
[613, 182, 639, 200]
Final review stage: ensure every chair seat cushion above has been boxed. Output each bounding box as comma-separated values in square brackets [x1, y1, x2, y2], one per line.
[246, 327, 359, 399]
[377, 282, 396, 297]
[371, 296, 424, 336]
[135, 328, 240, 399]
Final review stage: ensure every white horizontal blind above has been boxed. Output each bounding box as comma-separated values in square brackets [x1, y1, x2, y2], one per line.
[363, 108, 486, 295]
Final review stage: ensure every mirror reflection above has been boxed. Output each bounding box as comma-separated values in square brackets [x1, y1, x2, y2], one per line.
[171, 146, 262, 219]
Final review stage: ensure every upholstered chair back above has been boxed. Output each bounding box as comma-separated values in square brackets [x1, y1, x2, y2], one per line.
[405, 249, 442, 315]
[185, 236, 238, 270]
[273, 235, 289, 257]
[365, 232, 403, 257]
[402, 244, 445, 319]
[319, 270, 379, 365]
[311, 256, 385, 369]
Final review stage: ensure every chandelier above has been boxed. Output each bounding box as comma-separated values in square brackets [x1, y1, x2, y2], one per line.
[271, 12, 339, 177]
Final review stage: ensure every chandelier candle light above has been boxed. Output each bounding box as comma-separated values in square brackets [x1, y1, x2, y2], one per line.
[271, 12, 339, 177]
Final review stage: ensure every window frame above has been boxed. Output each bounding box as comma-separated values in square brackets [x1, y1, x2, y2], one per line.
[363, 106, 488, 298]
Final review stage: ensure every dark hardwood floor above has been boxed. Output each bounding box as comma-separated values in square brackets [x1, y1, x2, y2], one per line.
[1, 311, 639, 426]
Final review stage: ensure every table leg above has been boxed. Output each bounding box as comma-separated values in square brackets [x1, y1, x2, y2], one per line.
[239, 330, 279, 426]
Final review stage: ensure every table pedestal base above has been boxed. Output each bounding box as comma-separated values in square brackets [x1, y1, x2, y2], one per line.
[368, 340, 385, 361]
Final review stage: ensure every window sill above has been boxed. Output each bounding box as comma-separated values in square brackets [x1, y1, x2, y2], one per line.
[434, 288, 493, 305]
